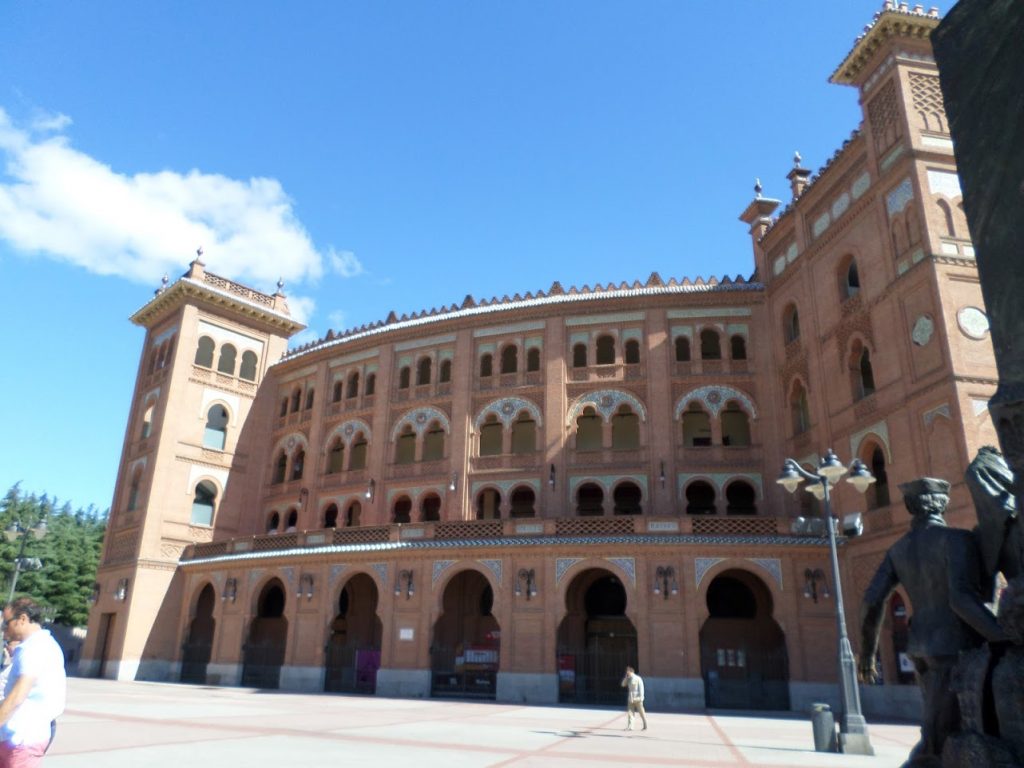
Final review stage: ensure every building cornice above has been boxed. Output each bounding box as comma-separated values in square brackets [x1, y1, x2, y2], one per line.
[830, 3, 941, 86]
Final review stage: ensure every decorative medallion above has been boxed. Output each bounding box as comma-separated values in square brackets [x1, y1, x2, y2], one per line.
[911, 315, 934, 347]
[957, 307, 990, 340]
[567, 390, 647, 424]
[605, 557, 636, 586]
[674, 386, 757, 419]
[556, 558, 584, 584]
[695, 557, 725, 588]
[475, 397, 543, 429]
[392, 407, 450, 440]
[432, 559, 456, 584]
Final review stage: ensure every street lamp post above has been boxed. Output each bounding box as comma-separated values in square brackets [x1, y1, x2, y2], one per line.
[777, 449, 875, 756]
[5, 516, 48, 603]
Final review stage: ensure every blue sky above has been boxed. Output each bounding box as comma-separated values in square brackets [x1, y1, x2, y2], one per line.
[0, 2, 895, 512]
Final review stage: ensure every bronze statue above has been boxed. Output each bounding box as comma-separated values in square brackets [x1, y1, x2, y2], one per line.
[859, 478, 1006, 767]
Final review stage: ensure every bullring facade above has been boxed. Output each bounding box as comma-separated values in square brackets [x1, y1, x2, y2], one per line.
[83, 4, 997, 715]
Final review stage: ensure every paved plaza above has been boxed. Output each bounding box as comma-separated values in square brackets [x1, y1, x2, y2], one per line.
[45, 678, 920, 767]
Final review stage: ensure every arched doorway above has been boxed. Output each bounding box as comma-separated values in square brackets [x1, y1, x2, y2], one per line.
[324, 573, 383, 693]
[556, 568, 637, 705]
[430, 570, 500, 699]
[181, 583, 215, 684]
[241, 579, 288, 689]
[699, 569, 789, 710]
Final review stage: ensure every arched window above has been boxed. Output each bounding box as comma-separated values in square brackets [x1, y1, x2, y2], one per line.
[290, 387, 301, 413]
[576, 483, 604, 516]
[267, 511, 280, 534]
[721, 402, 751, 447]
[398, 366, 411, 389]
[420, 493, 441, 522]
[510, 412, 536, 454]
[332, 380, 344, 403]
[323, 504, 339, 528]
[439, 359, 452, 383]
[479, 414, 502, 456]
[700, 329, 721, 359]
[217, 344, 237, 375]
[509, 487, 535, 518]
[347, 372, 360, 399]
[162, 335, 176, 368]
[790, 381, 811, 435]
[395, 425, 416, 464]
[416, 357, 431, 386]
[423, 421, 445, 461]
[596, 335, 615, 365]
[841, 258, 861, 300]
[611, 405, 640, 450]
[937, 199, 956, 237]
[851, 344, 876, 400]
[725, 481, 757, 515]
[624, 339, 640, 365]
[194, 336, 215, 368]
[365, 373, 376, 396]
[572, 343, 588, 368]
[305, 388, 315, 410]
[682, 403, 711, 447]
[191, 481, 217, 526]
[575, 406, 602, 451]
[869, 445, 890, 509]
[891, 220, 906, 256]
[290, 449, 305, 481]
[285, 508, 298, 532]
[345, 501, 361, 527]
[141, 403, 155, 440]
[685, 481, 716, 515]
[476, 489, 501, 520]
[127, 469, 142, 512]
[526, 347, 541, 372]
[730, 335, 747, 360]
[675, 336, 691, 362]
[392, 496, 412, 524]
[479, 353, 493, 378]
[279, 397, 289, 417]
[349, 433, 368, 469]
[203, 405, 229, 450]
[783, 304, 800, 344]
[272, 452, 287, 484]
[500, 345, 518, 374]
[326, 438, 345, 474]
[147, 348, 158, 375]
[613, 482, 642, 515]
[239, 351, 258, 381]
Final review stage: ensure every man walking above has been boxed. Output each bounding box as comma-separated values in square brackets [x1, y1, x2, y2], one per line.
[0, 598, 66, 767]
[620, 666, 647, 731]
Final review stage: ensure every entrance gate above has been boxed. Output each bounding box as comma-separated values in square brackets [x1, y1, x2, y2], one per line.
[324, 574, 382, 694]
[430, 570, 500, 699]
[181, 584, 215, 684]
[241, 580, 288, 690]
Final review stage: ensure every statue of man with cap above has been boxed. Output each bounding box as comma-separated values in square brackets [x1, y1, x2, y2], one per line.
[860, 477, 1007, 767]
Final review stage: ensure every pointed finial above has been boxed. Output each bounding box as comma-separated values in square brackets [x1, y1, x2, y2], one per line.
[793, 151, 802, 167]
[161, 273, 169, 288]
[276, 277, 285, 293]
[196, 246, 203, 259]
[754, 178, 763, 199]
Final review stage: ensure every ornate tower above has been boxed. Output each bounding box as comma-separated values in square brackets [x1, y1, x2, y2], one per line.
[80, 255, 304, 680]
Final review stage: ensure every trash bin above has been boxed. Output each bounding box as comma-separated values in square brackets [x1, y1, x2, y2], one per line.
[810, 703, 837, 753]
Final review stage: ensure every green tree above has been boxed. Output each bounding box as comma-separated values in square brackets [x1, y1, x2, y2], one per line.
[0, 484, 107, 626]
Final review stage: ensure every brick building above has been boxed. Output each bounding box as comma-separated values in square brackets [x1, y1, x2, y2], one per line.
[81, 3, 995, 716]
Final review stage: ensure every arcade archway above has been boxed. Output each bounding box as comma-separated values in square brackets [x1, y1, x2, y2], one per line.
[699, 569, 789, 710]
[430, 570, 500, 699]
[556, 568, 637, 705]
[241, 579, 288, 689]
[324, 573, 383, 693]
[181, 583, 215, 684]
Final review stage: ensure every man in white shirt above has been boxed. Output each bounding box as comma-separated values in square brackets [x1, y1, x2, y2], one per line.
[0, 598, 66, 767]
[621, 666, 648, 731]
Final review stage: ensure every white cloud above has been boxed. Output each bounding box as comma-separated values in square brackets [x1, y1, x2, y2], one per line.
[327, 310, 346, 330]
[286, 295, 317, 325]
[0, 107, 356, 294]
[329, 248, 363, 277]
[288, 328, 322, 348]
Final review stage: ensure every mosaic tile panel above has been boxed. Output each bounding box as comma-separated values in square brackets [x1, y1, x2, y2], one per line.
[886, 178, 914, 217]
[568, 474, 648, 496]
[327, 419, 372, 446]
[605, 557, 636, 586]
[849, 420, 891, 463]
[432, 559, 456, 584]
[667, 308, 752, 319]
[556, 558, 584, 584]
[922, 403, 951, 428]
[329, 564, 349, 588]
[272, 432, 309, 458]
[478, 559, 503, 585]
[695, 558, 724, 587]
[391, 406, 451, 440]
[470, 478, 540, 496]
[747, 558, 783, 590]
[566, 311, 646, 326]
